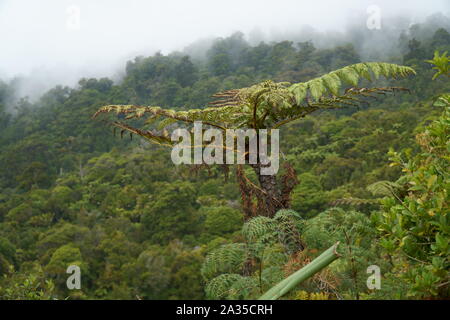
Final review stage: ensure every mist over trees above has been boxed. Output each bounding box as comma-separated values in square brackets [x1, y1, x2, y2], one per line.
[2, 11, 449, 107]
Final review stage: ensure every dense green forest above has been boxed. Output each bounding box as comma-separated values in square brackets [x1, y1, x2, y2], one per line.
[0, 18, 449, 300]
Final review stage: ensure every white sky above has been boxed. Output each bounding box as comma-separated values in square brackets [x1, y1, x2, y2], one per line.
[0, 0, 448, 89]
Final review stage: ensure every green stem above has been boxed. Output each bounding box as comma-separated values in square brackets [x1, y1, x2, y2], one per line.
[258, 242, 341, 300]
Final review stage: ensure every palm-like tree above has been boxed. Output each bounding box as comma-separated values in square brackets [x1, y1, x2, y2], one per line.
[93, 62, 415, 218]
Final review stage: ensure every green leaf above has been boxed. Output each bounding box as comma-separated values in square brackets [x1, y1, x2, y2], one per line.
[290, 83, 308, 105]
[308, 79, 325, 101]
[322, 73, 341, 96]
[336, 66, 359, 86]
[427, 175, 437, 189]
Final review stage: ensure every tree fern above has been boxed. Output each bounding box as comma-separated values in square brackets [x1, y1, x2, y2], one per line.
[92, 62, 414, 218]
[203, 209, 307, 299]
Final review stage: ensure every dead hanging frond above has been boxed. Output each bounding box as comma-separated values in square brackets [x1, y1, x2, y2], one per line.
[221, 164, 230, 181]
[93, 104, 235, 147]
[236, 162, 297, 220]
[280, 162, 299, 208]
[236, 165, 280, 220]
[236, 165, 258, 220]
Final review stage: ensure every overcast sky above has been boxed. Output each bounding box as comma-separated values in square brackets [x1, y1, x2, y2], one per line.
[0, 0, 449, 92]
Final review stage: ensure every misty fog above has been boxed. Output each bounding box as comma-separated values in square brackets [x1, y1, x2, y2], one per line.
[0, 0, 449, 102]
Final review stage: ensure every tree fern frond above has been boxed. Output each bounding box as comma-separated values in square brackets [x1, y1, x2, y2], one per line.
[201, 243, 247, 281]
[290, 62, 415, 102]
[274, 209, 304, 253]
[367, 180, 403, 197]
[242, 216, 276, 243]
[93, 62, 414, 145]
[274, 209, 302, 220]
[205, 273, 246, 299]
[261, 244, 289, 268]
[227, 276, 260, 300]
[242, 210, 304, 256]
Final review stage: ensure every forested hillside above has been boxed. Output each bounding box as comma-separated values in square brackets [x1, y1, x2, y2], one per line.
[0, 19, 448, 300]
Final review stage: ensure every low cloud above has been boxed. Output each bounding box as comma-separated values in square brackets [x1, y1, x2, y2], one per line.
[0, 0, 448, 100]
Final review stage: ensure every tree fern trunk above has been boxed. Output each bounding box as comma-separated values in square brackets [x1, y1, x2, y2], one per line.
[250, 163, 279, 217]
[258, 171, 279, 216]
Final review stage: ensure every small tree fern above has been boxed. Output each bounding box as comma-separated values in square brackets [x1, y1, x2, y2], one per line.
[201, 209, 340, 299]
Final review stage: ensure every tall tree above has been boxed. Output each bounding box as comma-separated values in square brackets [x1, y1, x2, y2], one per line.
[93, 62, 415, 218]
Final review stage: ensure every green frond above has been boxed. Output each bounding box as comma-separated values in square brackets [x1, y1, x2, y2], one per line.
[322, 73, 342, 96]
[205, 274, 246, 299]
[273, 209, 304, 254]
[260, 244, 289, 268]
[227, 276, 260, 300]
[290, 62, 415, 102]
[242, 209, 304, 255]
[367, 180, 403, 197]
[308, 79, 326, 100]
[335, 65, 360, 86]
[274, 209, 301, 220]
[261, 265, 286, 289]
[93, 62, 414, 144]
[201, 243, 247, 281]
[290, 83, 308, 105]
[242, 216, 276, 243]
